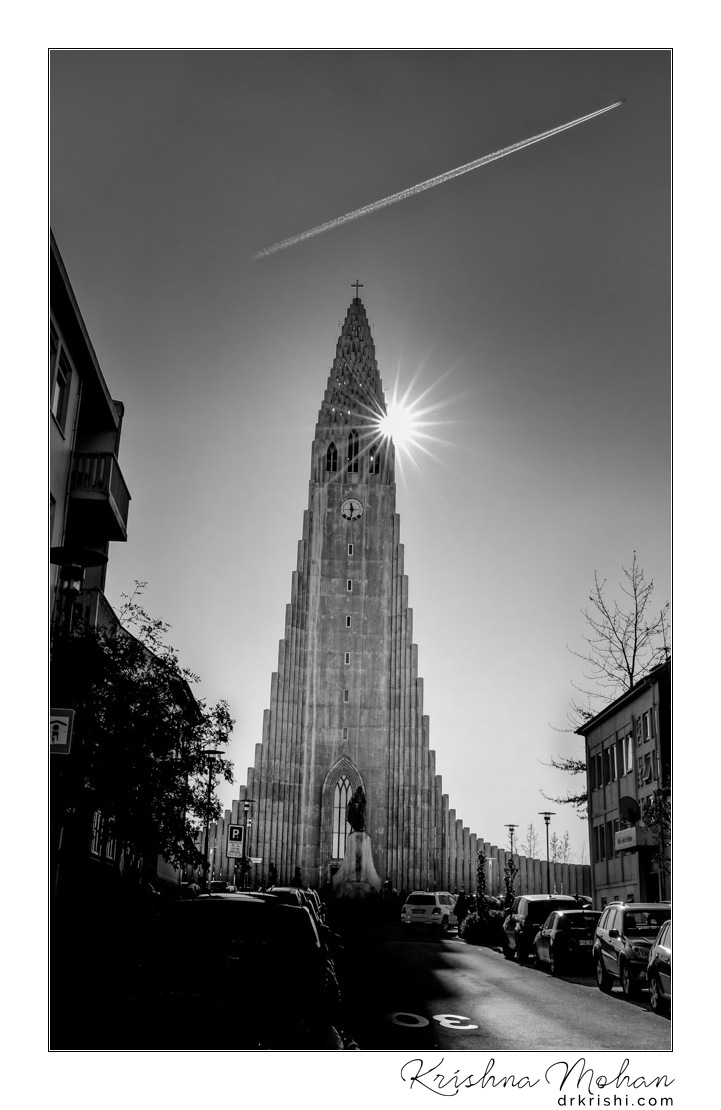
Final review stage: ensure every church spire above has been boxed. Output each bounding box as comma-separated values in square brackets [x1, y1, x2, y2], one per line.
[317, 288, 386, 428]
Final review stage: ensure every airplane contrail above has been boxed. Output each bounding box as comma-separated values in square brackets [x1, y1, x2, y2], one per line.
[253, 100, 624, 261]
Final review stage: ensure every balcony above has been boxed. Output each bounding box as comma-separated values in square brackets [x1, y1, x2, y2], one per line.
[76, 587, 120, 633]
[69, 452, 130, 542]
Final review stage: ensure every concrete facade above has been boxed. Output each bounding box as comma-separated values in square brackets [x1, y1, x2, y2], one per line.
[235, 295, 591, 898]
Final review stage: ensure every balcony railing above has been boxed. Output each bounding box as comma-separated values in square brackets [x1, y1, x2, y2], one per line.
[69, 452, 130, 541]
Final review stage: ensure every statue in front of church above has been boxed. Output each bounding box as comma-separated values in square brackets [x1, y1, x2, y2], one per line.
[331, 781, 381, 899]
[347, 786, 366, 832]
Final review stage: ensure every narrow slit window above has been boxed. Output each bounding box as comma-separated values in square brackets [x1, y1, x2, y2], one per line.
[348, 543, 354, 556]
[343, 689, 349, 703]
[346, 615, 352, 628]
[344, 652, 350, 665]
[346, 579, 352, 592]
[347, 429, 359, 473]
[342, 727, 348, 741]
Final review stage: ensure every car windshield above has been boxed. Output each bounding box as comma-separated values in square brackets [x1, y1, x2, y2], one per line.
[527, 900, 576, 923]
[624, 908, 671, 935]
[557, 912, 600, 934]
[407, 894, 436, 906]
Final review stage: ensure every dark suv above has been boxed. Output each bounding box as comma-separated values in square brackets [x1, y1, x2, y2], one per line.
[593, 901, 671, 998]
[502, 894, 579, 962]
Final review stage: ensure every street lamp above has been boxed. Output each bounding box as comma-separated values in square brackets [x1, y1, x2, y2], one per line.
[202, 749, 223, 891]
[538, 811, 556, 894]
[241, 799, 254, 889]
[504, 823, 518, 898]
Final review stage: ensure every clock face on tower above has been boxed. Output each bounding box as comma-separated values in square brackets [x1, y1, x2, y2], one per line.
[341, 498, 363, 521]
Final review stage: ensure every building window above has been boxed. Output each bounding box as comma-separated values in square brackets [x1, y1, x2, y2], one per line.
[598, 824, 606, 861]
[369, 448, 381, 475]
[346, 579, 352, 592]
[50, 323, 59, 373]
[344, 652, 350, 665]
[332, 774, 352, 859]
[90, 811, 103, 856]
[326, 442, 338, 472]
[609, 745, 617, 782]
[348, 543, 354, 556]
[342, 727, 348, 741]
[347, 430, 359, 473]
[606, 821, 615, 859]
[343, 689, 349, 703]
[624, 733, 633, 774]
[595, 753, 603, 790]
[51, 350, 72, 433]
[346, 615, 352, 628]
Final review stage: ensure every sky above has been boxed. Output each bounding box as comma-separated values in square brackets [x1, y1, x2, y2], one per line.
[49, 50, 671, 865]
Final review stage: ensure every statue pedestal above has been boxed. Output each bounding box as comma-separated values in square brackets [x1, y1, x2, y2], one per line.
[331, 831, 382, 899]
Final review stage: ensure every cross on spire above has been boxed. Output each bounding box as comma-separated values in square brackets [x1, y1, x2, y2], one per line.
[352, 279, 364, 299]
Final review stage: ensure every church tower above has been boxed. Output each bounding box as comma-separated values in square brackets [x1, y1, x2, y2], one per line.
[240, 289, 479, 894]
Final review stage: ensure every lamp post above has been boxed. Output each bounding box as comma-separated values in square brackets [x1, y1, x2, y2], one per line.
[538, 811, 556, 894]
[202, 749, 223, 891]
[241, 799, 254, 889]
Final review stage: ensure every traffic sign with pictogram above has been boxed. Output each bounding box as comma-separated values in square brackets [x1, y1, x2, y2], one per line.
[227, 824, 245, 857]
[50, 709, 75, 755]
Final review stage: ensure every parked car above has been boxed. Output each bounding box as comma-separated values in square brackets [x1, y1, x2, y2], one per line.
[647, 918, 672, 1013]
[400, 891, 458, 934]
[502, 895, 579, 962]
[124, 893, 344, 1049]
[593, 901, 671, 998]
[533, 909, 601, 975]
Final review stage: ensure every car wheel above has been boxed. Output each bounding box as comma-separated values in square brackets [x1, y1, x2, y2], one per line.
[648, 974, 662, 1013]
[595, 957, 612, 993]
[620, 961, 637, 999]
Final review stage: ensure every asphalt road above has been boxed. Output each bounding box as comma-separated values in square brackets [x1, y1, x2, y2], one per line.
[336, 923, 671, 1052]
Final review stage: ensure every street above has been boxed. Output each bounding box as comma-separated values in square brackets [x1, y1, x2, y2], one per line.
[336, 922, 671, 1052]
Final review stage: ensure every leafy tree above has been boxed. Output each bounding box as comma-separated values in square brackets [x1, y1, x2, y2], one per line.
[503, 853, 519, 910]
[476, 850, 488, 917]
[642, 790, 671, 899]
[544, 553, 670, 816]
[52, 583, 234, 872]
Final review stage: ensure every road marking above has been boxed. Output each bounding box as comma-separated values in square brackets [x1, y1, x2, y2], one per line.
[433, 1013, 479, 1030]
[386, 1012, 429, 1028]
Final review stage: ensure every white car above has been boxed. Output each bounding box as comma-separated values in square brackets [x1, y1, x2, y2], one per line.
[400, 891, 458, 934]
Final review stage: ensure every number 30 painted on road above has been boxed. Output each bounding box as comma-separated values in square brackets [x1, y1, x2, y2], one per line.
[433, 1014, 479, 1030]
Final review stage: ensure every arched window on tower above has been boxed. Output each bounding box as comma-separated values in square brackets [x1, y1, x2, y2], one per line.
[369, 445, 382, 475]
[347, 429, 359, 473]
[332, 774, 352, 859]
[326, 442, 338, 473]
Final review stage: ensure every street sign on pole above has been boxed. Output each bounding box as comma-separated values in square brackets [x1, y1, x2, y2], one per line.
[227, 824, 245, 858]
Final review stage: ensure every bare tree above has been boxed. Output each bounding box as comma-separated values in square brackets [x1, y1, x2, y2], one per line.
[521, 822, 539, 859]
[569, 551, 670, 721]
[544, 553, 670, 816]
